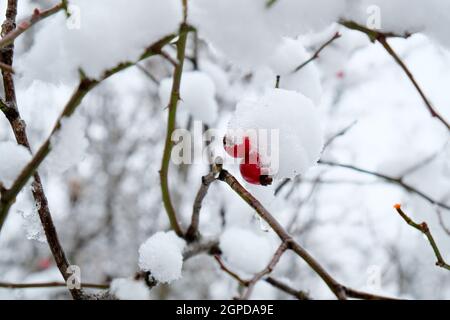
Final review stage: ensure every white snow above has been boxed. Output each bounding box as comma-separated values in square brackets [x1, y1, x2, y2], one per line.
[269, 38, 323, 105]
[110, 278, 150, 300]
[0, 141, 31, 188]
[138, 231, 186, 284]
[19, 0, 182, 82]
[190, 0, 346, 69]
[345, 1, 450, 48]
[219, 227, 273, 274]
[46, 115, 88, 174]
[159, 71, 219, 125]
[228, 88, 324, 179]
[19, 203, 46, 243]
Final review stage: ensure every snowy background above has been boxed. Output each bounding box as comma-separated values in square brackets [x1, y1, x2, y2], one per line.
[0, 0, 449, 300]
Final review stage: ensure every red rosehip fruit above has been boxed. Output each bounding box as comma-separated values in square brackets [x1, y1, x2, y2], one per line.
[223, 135, 251, 158]
[239, 152, 272, 186]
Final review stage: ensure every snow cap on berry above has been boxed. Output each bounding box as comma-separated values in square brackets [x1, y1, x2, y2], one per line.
[228, 88, 324, 179]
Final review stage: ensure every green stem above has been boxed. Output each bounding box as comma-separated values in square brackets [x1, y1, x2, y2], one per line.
[159, 24, 189, 237]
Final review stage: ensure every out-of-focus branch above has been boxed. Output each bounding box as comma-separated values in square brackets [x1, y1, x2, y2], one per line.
[292, 32, 341, 73]
[324, 120, 357, 149]
[0, 29, 176, 300]
[0, 2, 65, 49]
[214, 255, 249, 286]
[217, 169, 397, 300]
[0, 0, 84, 300]
[0, 61, 13, 73]
[394, 204, 450, 271]
[241, 242, 288, 300]
[341, 20, 450, 131]
[0, 34, 177, 231]
[0, 281, 108, 290]
[265, 277, 310, 300]
[319, 160, 450, 210]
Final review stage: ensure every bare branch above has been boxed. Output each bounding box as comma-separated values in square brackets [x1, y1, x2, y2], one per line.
[217, 169, 397, 300]
[292, 32, 341, 73]
[241, 242, 289, 300]
[341, 20, 450, 131]
[0, 281, 108, 290]
[0, 34, 177, 232]
[0, 0, 85, 300]
[265, 277, 310, 300]
[186, 171, 218, 242]
[0, 2, 65, 50]
[319, 160, 450, 210]
[394, 204, 450, 271]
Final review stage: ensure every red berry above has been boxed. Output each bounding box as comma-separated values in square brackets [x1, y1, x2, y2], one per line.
[239, 152, 272, 186]
[37, 258, 52, 270]
[223, 135, 250, 158]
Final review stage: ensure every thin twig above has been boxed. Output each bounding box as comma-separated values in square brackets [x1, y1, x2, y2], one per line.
[0, 2, 65, 49]
[186, 171, 217, 242]
[0, 0, 84, 300]
[341, 20, 449, 131]
[0, 34, 177, 231]
[217, 169, 397, 300]
[265, 277, 310, 300]
[319, 160, 450, 210]
[324, 120, 357, 149]
[241, 242, 289, 300]
[394, 204, 450, 271]
[292, 32, 341, 73]
[214, 255, 248, 286]
[0, 281, 108, 290]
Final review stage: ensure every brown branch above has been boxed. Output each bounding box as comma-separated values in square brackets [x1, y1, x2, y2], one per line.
[0, 61, 13, 73]
[0, 34, 177, 231]
[215, 253, 312, 300]
[0, 0, 84, 300]
[0, 281, 108, 290]
[241, 242, 289, 300]
[293, 32, 341, 73]
[214, 254, 249, 286]
[340, 20, 412, 40]
[0, 26, 176, 299]
[341, 20, 449, 131]
[319, 160, 450, 211]
[217, 169, 397, 300]
[185, 171, 217, 242]
[0, 2, 64, 49]
[265, 277, 310, 300]
[394, 204, 450, 271]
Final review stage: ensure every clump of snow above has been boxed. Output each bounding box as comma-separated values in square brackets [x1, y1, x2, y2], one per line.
[228, 88, 324, 179]
[159, 71, 219, 125]
[345, 1, 450, 48]
[219, 227, 273, 274]
[46, 115, 88, 174]
[110, 278, 150, 300]
[0, 141, 31, 188]
[19, 0, 182, 82]
[138, 231, 186, 284]
[18, 204, 46, 243]
[190, 0, 346, 68]
[269, 38, 323, 105]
